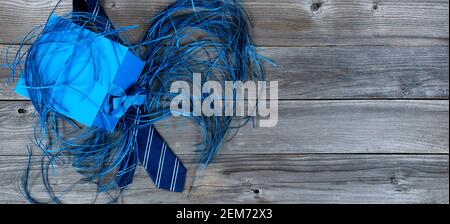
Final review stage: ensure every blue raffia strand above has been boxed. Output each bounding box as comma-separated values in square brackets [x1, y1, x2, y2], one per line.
[8, 12, 142, 203]
[6, 0, 270, 203]
[139, 0, 269, 164]
[9, 11, 145, 203]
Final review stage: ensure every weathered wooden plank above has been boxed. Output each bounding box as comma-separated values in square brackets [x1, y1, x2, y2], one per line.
[265, 46, 449, 99]
[0, 154, 447, 204]
[0, 0, 447, 46]
[0, 100, 447, 156]
[1, 45, 448, 100]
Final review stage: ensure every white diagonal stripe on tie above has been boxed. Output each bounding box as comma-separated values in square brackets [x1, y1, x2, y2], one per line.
[144, 126, 156, 169]
[170, 158, 178, 191]
[155, 143, 164, 187]
[143, 126, 152, 168]
[156, 143, 167, 187]
[173, 159, 180, 191]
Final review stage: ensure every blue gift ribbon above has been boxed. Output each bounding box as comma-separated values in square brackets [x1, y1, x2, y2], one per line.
[103, 85, 146, 117]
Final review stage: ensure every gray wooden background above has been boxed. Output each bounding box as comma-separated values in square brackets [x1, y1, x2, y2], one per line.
[0, 0, 448, 204]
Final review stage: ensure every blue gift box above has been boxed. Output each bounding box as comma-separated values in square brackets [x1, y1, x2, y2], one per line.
[15, 16, 146, 131]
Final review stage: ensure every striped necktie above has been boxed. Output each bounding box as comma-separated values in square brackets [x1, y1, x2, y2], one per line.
[73, 0, 187, 192]
[115, 125, 187, 192]
[137, 126, 186, 192]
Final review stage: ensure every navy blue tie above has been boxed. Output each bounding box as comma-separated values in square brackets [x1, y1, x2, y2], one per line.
[74, 0, 187, 192]
[115, 126, 187, 192]
[136, 126, 187, 192]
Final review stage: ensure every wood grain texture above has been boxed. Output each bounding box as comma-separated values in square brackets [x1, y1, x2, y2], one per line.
[1, 45, 448, 100]
[0, 100, 447, 156]
[265, 46, 449, 99]
[0, 154, 447, 204]
[0, 0, 448, 204]
[0, 0, 448, 46]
